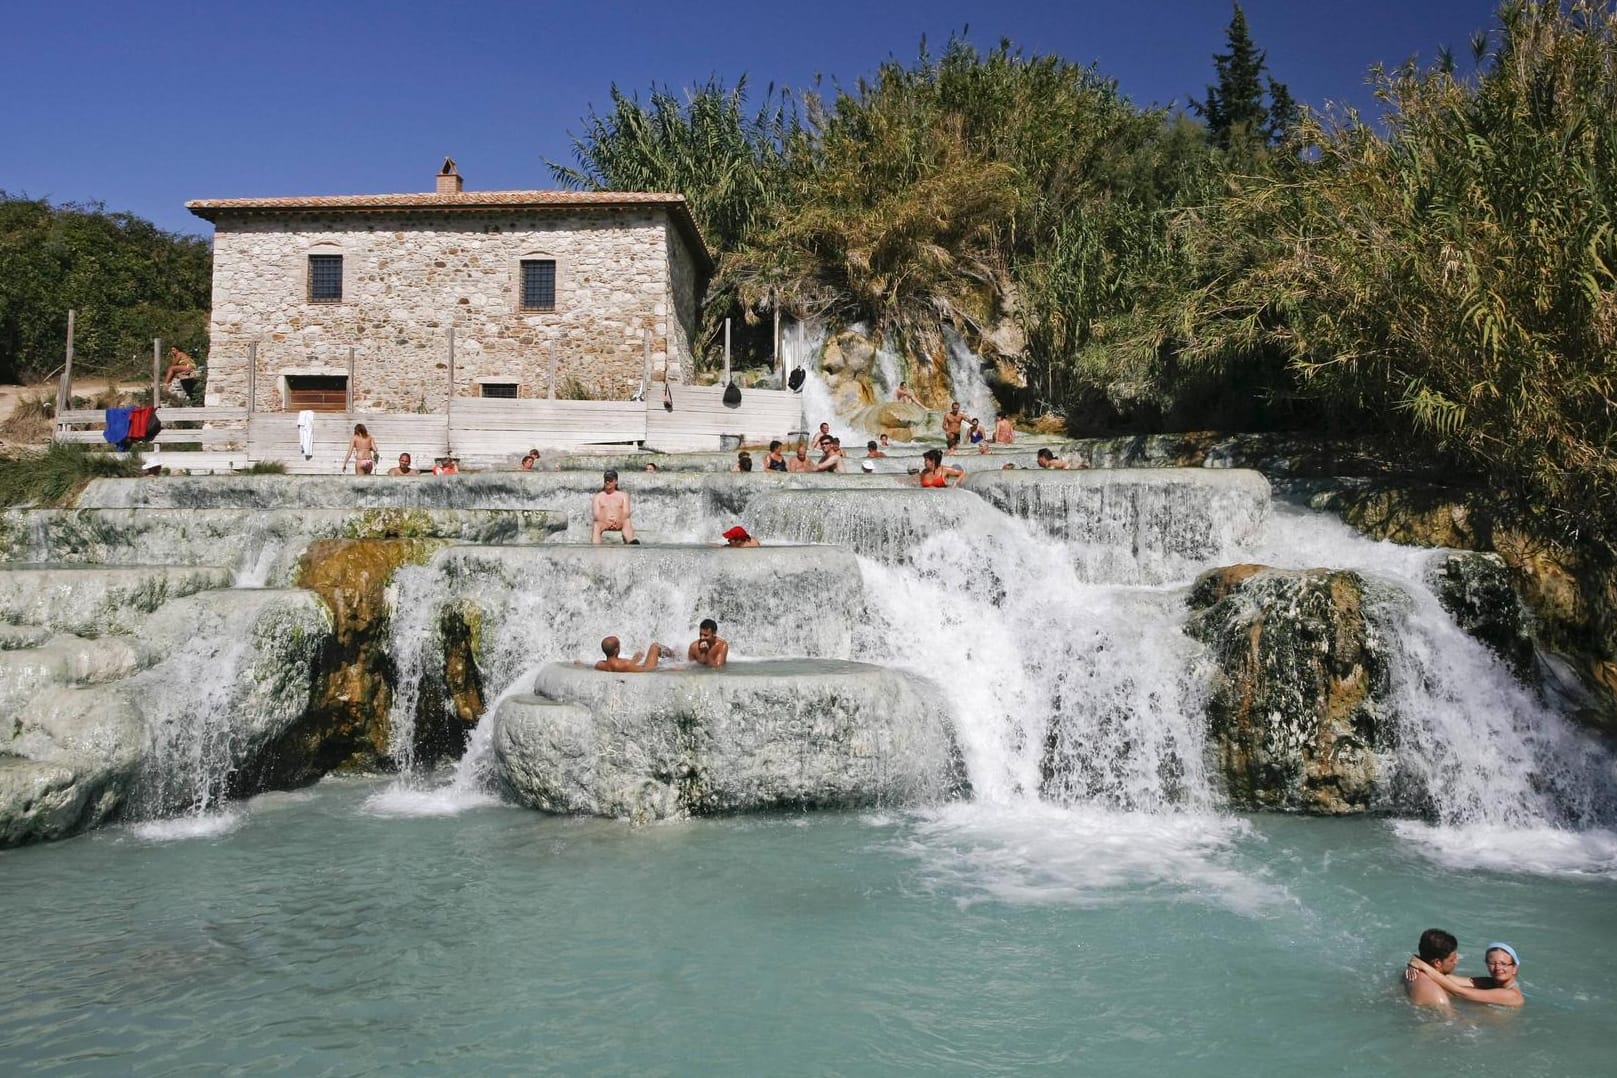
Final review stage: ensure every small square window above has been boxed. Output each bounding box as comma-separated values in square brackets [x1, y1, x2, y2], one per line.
[520, 259, 556, 311]
[480, 383, 519, 399]
[308, 255, 343, 302]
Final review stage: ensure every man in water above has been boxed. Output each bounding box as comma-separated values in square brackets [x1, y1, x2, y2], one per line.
[942, 402, 964, 454]
[592, 469, 638, 544]
[865, 440, 886, 459]
[687, 618, 729, 668]
[786, 443, 813, 473]
[1037, 448, 1077, 470]
[1405, 928, 1462, 1007]
[594, 636, 667, 672]
[810, 422, 834, 452]
[387, 453, 418, 476]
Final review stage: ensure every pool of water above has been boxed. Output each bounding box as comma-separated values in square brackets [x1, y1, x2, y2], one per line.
[1, 778, 1610, 1075]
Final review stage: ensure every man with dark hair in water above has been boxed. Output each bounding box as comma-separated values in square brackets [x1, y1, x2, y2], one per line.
[1405, 929, 1461, 1007]
[594, 636, 666, 672]
[687, 618, 729, 668]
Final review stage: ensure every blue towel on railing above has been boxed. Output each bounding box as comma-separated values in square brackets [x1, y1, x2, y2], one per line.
[103, 408, 132, 447]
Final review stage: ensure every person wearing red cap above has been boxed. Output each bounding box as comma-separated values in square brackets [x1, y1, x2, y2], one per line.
[722, 526, 759, 547]
[687, 618, 729, 668]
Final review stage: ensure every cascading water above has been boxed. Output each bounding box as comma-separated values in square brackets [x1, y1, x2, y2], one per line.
[783, 321, 863, 445]
[377, 463, 1617, 876]
[942, 328, 998, 426]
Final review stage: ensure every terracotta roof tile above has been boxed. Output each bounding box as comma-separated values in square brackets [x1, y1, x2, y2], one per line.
[185, 190, 711, 269]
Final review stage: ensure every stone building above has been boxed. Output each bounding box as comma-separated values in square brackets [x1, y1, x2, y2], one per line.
[186, 161, 710, 413]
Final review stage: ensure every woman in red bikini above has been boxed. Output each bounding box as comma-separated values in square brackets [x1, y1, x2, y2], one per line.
[918, 448, 964, 488]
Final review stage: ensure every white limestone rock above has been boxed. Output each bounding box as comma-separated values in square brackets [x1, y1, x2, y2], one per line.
[494, 659, 965, 821]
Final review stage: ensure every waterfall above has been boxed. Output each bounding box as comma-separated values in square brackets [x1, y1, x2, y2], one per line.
[942, 328, 998, 426]
[785, 321, 863, 444]
[369, 465, 1617, 874]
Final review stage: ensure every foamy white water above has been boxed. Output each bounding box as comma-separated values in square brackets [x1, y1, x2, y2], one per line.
[128, 810, 244, 842]
[888, 802, 1284, 915]
[1391, 820, 1617, 878]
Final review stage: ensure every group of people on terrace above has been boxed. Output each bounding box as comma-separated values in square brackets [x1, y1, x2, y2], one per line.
[343, 423, 548, 476]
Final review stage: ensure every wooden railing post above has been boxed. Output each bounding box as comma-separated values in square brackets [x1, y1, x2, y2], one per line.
[640, 327, 651, 400]
[57, 309, 75, 416]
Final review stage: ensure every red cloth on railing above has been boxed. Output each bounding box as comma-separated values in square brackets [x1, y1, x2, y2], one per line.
[127, 406, 156, 440]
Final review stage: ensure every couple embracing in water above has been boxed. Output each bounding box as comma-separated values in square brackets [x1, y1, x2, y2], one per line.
[1405, 928, 1524, 1008]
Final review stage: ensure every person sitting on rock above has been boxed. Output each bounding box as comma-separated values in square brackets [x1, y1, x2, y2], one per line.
[687, 618, 729, 668]
[594, 636, 667, 672]
[895, 381, 917, 404]
[163, 346, 199, 391]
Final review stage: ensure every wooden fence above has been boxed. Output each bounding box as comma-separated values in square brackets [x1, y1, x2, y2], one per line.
[53, 387, 806, 473]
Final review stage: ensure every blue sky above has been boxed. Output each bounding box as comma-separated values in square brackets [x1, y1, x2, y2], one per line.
[2, 0, 1499, 237]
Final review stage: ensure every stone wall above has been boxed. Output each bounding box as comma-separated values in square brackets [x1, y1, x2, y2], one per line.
[203, 209, 702, 411]
[665, 226, 699, 383]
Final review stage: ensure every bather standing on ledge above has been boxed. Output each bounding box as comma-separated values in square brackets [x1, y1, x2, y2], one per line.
[687, 618, 729, 668]
[594, 636, 667, 672]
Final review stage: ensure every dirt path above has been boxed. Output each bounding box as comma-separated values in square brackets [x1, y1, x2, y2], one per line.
[0, 379, 118, 448]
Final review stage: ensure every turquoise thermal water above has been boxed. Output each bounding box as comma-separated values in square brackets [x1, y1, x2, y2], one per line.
[0, 779, 1611, 1075]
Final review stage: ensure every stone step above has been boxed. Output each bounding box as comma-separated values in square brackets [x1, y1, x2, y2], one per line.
[0, 565, 235, 636]
[0, 507, 566, 586]
[495, 658, 964, 821]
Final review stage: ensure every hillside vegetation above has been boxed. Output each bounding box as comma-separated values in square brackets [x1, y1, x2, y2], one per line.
[0, 194, 210, 385]
[555, 1, 1617, 558]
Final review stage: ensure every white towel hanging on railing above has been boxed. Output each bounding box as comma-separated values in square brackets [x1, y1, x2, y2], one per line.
[297, 410, 315, 459]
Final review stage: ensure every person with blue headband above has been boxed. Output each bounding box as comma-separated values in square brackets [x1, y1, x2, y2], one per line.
[1408, 941, 1524, 1007]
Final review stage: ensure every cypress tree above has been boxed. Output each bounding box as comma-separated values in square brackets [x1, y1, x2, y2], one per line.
[1194, 3, 1293, 151]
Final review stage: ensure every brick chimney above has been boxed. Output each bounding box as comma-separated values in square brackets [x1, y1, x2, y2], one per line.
[436, 157, 463, 195]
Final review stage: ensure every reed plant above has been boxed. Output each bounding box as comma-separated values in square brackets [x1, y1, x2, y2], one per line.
[1118, 1, 1617, 550]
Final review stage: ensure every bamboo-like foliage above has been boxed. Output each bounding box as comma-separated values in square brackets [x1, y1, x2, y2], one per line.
[1125, 1, 1617, 549]
[550, 76, 794, 256]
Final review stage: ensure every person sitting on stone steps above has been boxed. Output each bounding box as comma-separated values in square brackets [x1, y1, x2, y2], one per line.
[594, 636, 667, 672]
[687, 618, 729, 668]
[592, 469, 638, 544]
